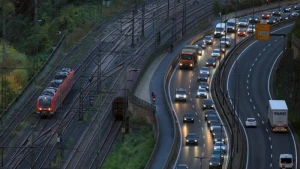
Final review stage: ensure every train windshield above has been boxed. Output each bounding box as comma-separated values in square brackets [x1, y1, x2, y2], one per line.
[39, 97, 52, 108]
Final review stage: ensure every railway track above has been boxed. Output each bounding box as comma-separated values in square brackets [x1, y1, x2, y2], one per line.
[0, 0, 210, 168]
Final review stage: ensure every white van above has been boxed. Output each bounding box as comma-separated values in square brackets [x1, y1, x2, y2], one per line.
[226, 18, 238, 33]
[279, 154, 294, 169]
[214, 23, 226, 38]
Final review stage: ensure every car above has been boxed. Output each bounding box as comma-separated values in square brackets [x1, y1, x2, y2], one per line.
[247, 24, 255, 33]
[185, 133, 198, 145]
[183, 113, 195, 123]
[211, 127, 223, 137]
[197, 40, 207, 49]
[280, 13, 291, 20]
[197, 72, 209, 82]
[267, 16, 278, 24]
[196, 88, 207, 98]
[206, 115, 219, 126]
[248, 14, 260, 24]
[211, 149, 225, 161]
[220, 44, 226, 53]
[272, 9, 282, 17]
[205, 110, 216, 120]
[291, 11, 299, 18]
[202, 99, 214, 110]
[175, 88, 187, 102]
[213, 133, 226, 144]
[176, 164, 188, 169]
[211, 48, 221, 59]
[203, 35, 214, 45]
[199, 82, 209, 91]
[206, 57, 216, 68]
[261, 11, 272, 19]
[245, 117, 257, 127]
[210, 121, 221, 131]
[281, 5, 291, 13]
[209, 156, 222, 168]
[200, 67, 210, 75]
[237, 28, 247, 36]
[213, 141, 226, 152]
[295, 3, 300, 11]
[238, 18, 249, 27]
[220, 35, 231, 47]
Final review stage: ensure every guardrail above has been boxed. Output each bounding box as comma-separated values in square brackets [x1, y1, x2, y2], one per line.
[292, 34, 300, 49]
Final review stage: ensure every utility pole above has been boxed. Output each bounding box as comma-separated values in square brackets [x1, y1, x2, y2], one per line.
[141, 2, 145, 38]
[194, 156, 208, 169]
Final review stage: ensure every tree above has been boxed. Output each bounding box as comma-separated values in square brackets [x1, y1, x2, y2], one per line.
[212, 0, 223, 17]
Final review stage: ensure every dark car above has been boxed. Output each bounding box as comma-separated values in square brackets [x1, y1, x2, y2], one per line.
[267, 16, 279, 24]
[196, 88, 207, 98]
[197, 72, 209, 82]
[211, 149, 225, 161]
[281, 5, 291, 13]
[209, 156, 222, 169]
[202, 99, 214, 110]
[203, 35, 214, 45]
[206, 57, 216, 68]
[295, 3, 300, 11]
[211, 127, 224, 137]
[185, 133, 198, 145]
[220, 44, 226, 53]
[183, 113, 195, 123]
[210, 122, 221, 131]
[199, 82, 209, 91]
[213, 133, 226, 144]
[175, 88, 187, 102]
[248, 14, 260, 24]
[176, 164, 188, 169]
[207, 115, 219, 126]
[237, 28, 247, 36]
[272, 9, 282, 17]
[291, 11, 299, 18]
[205, 110, 216, 120]
[280, 13, 291, 20]
[261, 11, 272, 19]
[197, 40, 207, 49]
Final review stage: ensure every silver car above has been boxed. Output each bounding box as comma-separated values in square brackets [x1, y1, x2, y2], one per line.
[247, 25, 255, 33]
[211, 49, 221, 59]
[213, 141, 226, 152]
[200, 67, 210, 75]
[196, 88, 207, 98]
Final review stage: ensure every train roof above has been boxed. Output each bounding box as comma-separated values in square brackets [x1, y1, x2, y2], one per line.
[41, 87, 57, 96]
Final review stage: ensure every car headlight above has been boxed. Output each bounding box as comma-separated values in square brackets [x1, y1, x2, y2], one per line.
[176, 94, 179, 98]
[212, 105, 214, 107]
[205, 77, 207, 79]
[183, 95, 187, 98]
[186, 140, 189, 142]
[210, 162, 212, 165]
[213, 133, 216, 135]
[204, 105, 206, 107]
[204, 93, 207, 95]
[222, 139, 224, 141]
[190, 64, 193, 67]
[214, 31, 217, 34]
[214, 147, 217, 150]
[206, 62, 208, 64]
[195, 140, 197, 142]
[197, 92, 200, 95]
[48, 108, 51, 111]
[221, 32, 225, 35]
[213, 63, 215, 65]
[215, 139, 217, 142]
[184, 118, 187, 120]
[180, 63, 182, 66]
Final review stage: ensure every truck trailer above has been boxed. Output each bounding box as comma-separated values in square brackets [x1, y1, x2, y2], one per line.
[268, 100, 288, 132]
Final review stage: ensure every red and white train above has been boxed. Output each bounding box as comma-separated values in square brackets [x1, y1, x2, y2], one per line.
[36, 68, 75, 117]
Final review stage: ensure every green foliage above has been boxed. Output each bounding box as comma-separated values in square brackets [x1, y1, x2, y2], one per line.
[102, 125, 155, 169]
[292, 16, 300, 39]
[212, 0, 223, 16]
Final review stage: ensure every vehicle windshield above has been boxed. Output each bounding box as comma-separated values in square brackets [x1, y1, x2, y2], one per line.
[198, 88, 206, 92]
[176, 91, 186, 95]
[213, 49, 220, 53]
[204, 37, 211, 41]
[240, 19, 247, 22]
[281, 158, 292, 163]
[215, 143, 224, 146]
[247, 118, 256, 122]
[215, 28, 224, 32]
[187, 134, 197, 139]
[227, 22, 235, 27]
[181, 54, 192, 60]
[38, 97, 52, 108]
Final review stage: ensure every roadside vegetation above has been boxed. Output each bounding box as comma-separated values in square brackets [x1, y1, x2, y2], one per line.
[0, 0, 138, 108]
[102, 114, 155, 169]
[275, 16, 300, 138]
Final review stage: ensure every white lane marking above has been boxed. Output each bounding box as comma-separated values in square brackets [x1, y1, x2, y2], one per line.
[195, 112, 198, 115]
[202, 152, 204, 156]
[275, 39, 277, 42]
[192, 73, 193, 76]
[255, 58, 258, 61]
[190, 98, 192, 102]
[271, 145, 272, 149]
[262, 121, 264, 124]
[270, 163, 272, 168]
[192, 105, 194, 108]
[247, 80, 249, 83]
[263, 48, 265, 51]
[253, 106, 255, 109]
[259, 53, 261, 56]
[271, 154, 272, 158]
[247, 86, 248, 89]
[252, 63, 254, 66]
[269, 137, 271, 141]
[250, 68, 252, 72]
[257, 113, 260, 116]
[250, 99, 252, 102]
[203, 144, 205, 147]
[248, 74, 250, 77]
[266, 129, 268, 132]
[199, 120, 201, 123]
[202, 127, 203, 131]
[268, 44, 271, 46]
[190, 79, 192, 82]
[189, 85, 191, 89]
[248, 92, 250, 95]
[203, 135, 205, 139]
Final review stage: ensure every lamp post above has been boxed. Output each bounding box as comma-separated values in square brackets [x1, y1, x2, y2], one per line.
[194, 156, 208, 169]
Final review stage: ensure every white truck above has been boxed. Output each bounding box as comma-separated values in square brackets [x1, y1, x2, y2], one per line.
[279, 154, 294, 169]
[268, 100, 288, 132]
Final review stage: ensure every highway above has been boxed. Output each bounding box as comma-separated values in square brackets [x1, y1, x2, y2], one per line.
[227, 25, 297, 169]
[169, 25, 245, 168]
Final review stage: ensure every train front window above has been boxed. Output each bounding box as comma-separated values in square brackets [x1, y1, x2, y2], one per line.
[39, 97, 52, 108]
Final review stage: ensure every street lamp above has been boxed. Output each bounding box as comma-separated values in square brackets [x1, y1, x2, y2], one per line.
[194, 156, 208, 169]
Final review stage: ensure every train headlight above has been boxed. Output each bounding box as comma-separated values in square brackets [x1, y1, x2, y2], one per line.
[48, 108, 51, 111]
[39, 108, 42, 110]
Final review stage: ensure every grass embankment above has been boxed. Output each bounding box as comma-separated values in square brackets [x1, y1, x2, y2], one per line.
[102, 114, 155, 169]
